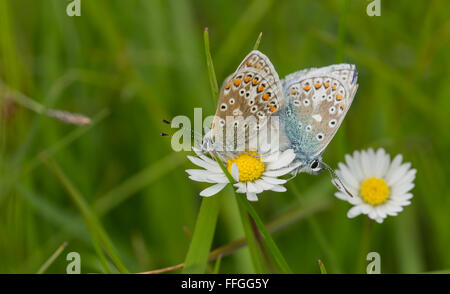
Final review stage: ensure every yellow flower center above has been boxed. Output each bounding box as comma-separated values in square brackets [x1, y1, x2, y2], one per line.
[360, 177, 390, 206]
[227, 151, 265, 182]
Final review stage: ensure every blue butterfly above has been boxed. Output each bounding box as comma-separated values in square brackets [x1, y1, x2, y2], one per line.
[278, 64, 358, 188]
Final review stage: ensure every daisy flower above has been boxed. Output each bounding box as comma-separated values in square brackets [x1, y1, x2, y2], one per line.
[186, 143, 300, 202]
[334, 148, 416, 223]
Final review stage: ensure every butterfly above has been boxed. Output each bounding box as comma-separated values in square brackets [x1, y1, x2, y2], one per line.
[206, 50, 358, 195]
[207, 50, 285, 159]
[279, 63, 359, 175]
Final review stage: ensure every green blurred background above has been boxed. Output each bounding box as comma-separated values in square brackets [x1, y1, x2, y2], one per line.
[0, 0, 449, 274]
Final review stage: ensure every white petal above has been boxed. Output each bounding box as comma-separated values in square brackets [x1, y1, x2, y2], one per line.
[246, 192, 258, 202]
[261, 151, 281, 163]
[386, 162, 411, 186]
[254, 179, 273, 190]
[263, 161, 301, 177]
[368, 210, 377, 220]
[375, 217, 384, 223]
[385, 154, 403, 180]
[347, 206, 362, 218]
[360, 150, 373, 178]
[336, 163, 359, 190]
[186, 169, 209, 178]
[394, 169, 417, 188]
[187, 155, 221, 172]
[334, 191, 362, 205]
[234, 182, 247, 193]
[261, 176, 287, 185]
[231, 163, 239, 182]
[266, 149, 296, 170]
[199, 183, 227, 197]
[391, 182, 415, 198]
[246, 181, 258, 193]
[269, 184, 287, 192]
[346, 151, 364, 182]
[188, 175, 216, 183]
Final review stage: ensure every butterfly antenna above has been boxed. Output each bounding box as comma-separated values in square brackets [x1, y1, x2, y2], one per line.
[321, 161, 354, 198]
[160, 119, 205, 142]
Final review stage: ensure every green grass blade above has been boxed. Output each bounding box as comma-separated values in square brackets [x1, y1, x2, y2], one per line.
[288, 182, 342, 273]
[42, 154, 129, 274]
[182, 196, 221, 273]
[214, 154, 292, 273]
[236, 194, 293, 273]
[93, 153, 184, 216]
[318, 259, 327, 274]
[253, 32, 263, 50]
[335, 0, 350, 63]
[37, 242, 68, 274]
[234, 193, 268, 273]
[204, 28, 219, 100]
[212, 254, 222, 274]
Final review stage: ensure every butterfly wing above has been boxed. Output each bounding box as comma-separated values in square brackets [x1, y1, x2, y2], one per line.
[280, 64, 358, 158]
[211, 50, 284, 153]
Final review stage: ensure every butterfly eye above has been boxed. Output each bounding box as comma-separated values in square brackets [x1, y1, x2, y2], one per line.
[310, 160, 321, 171]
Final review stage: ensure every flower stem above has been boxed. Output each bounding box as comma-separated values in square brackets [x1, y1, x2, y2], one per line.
[213, 153, 292, 273]
[359, 218, 374, 273]
[203, 27, 219, 100]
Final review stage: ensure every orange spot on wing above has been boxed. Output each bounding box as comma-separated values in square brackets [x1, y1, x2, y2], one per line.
[303, 84, 310, 91]
[247, 61, 253, 67]
[340, 104, 345, 110]
[234, 79, 241, 86]
[225, 83, 231, 89]
[263, 93, 270, 100]
[332, 85, 337, 90]
[270, 106, 277, 112]
[244, 76, 252, 83]
[255, 64, 262, 69]
[257, 85, 264, 92]
[291, 89, 298, 95]
[315, 83, 321, 89]
[252, 79, 259, 85]
[324, 82, 330, 88]
[336, 94, 343, 101]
